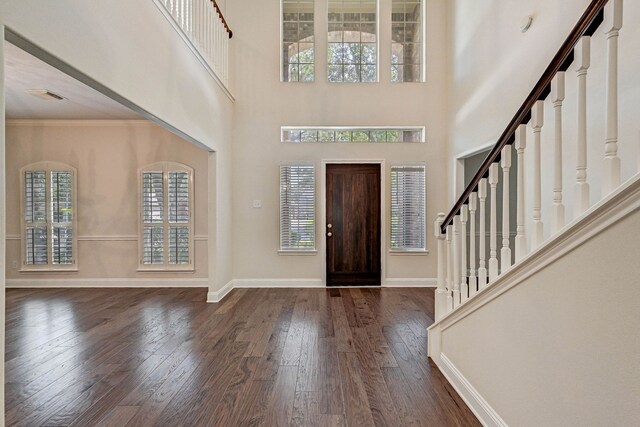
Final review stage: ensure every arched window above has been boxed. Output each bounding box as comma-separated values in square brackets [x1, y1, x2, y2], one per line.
[282, 0, 315, 82]
[328, 0, 378, 82]
[138, 162, 194, 271]
[391, 0, 424, 82]
[20, 162, 77, 270]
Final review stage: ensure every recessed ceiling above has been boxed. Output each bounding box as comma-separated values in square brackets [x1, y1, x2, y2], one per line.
[4, 41, 141, 120]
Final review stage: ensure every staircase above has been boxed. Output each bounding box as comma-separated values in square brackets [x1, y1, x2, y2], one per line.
[428, 0, 640, 425]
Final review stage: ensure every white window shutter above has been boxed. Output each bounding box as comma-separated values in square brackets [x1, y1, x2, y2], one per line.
[391, 164, 426, 250]
[280, 164, 316, 250]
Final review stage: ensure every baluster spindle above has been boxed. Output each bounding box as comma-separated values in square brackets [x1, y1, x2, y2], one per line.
[531, 100, 545, 248]
[478, 178, 488, 289]
[515, 125, 527, 261]
[488, 164, 499, 281]
[460, 205, 469, 303]
[603, 0, 623, 195]
[501, 145, 512, 272]
[551, 72, 566, 233]
[575, 36, 591, 216]
[446, 224, 453, 312]
[468, 192, 478, 297]
[453, 215, 461, 308]
[435, 213, 447, 320]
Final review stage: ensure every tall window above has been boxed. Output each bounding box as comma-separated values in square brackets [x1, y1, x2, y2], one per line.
[282, 0, 315, 82]
[20, 162, 77, 270]
[139, 162, 194, 270]
[328, 0, 377, 82]
[391, 0, 424, 82]
[280, 164, 316, 252]
[390, 164, 426, 251]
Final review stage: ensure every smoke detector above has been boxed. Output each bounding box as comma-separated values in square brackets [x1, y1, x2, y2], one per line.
[26, 89, 65, 101]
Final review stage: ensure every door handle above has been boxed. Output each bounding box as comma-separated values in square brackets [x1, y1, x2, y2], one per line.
[327, 223, 332, 229]
[327, 232, 333, 237]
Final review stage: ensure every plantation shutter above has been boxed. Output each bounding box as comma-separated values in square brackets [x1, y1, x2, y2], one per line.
[140, 164, 193, 268]
[142, 171, 165, 264]
[168, 171, 190, 265]
[50, 171, 74, 264]
[280, 164, 316, 250]
[390, 164, 426, 250]
[24, 170, 48, 264]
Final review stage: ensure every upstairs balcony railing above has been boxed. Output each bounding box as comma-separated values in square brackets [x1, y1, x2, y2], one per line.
[158, 0, 232, 89]
[435, 0, 637, 320]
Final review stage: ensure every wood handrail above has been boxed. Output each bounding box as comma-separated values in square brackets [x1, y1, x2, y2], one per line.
[441, 0, 607, 232]
[212, 0, 233, 38]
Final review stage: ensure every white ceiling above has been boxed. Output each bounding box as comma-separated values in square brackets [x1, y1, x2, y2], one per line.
[4, 41, 141, 120]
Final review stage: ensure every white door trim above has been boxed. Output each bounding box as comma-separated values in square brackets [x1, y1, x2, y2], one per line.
[320, 160, 386, 287]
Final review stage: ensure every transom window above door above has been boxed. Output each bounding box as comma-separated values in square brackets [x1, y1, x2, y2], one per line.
[281, 126, 425, 143]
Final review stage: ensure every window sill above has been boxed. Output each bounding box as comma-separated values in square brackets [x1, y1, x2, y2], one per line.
[388, 249, 429, 256]
[278, 250, 318, 256]
[20, 267, 79, 273]
[137, 266, 195, 273]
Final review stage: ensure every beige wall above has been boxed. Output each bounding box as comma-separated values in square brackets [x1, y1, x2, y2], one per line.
[5, 121, 209, 282]
[228, 0, 450, 282]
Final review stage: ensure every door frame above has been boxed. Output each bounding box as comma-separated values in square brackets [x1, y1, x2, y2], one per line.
[320, 159, 386, 287]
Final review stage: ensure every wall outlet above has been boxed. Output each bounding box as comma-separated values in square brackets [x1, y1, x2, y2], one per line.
[11, 260, 19, 269]
[252, 200, 262, 208]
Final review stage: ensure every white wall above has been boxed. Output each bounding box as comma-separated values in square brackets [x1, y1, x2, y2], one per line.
[5, 121, 209, 283]
[430, 177, 640, 426]
[227, 0, 450, 283]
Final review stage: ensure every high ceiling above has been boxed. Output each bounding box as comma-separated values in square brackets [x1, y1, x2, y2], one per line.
[4, 41, 141, 120]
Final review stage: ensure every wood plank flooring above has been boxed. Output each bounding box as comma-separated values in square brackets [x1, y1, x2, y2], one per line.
[5, 287, 480, 426]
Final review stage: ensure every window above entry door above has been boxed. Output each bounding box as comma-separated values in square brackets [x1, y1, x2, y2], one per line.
[281, 126, 425, 143]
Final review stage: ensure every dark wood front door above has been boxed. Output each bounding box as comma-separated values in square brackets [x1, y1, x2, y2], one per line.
[326, 164, 381, 286]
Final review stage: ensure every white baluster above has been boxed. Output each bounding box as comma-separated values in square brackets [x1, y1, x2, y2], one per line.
[603, 0, 623, 194]
[500, 146, 512, 272]
[446, 224, 453, 312]
[515, 125, 528, 261]
[460, 205, 469, 303]
[531, 100, 545, 248]
[452, 215, 461, 308]
[435, 213, 448, 320]
[477, 178, 488, 289]
[551, 72, 566, 233]
[468, 192, 478, 297]
[575, 36, 591, 216]
[488, 164, 499, 281]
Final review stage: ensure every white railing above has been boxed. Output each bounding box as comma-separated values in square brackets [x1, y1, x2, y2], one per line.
[159, 0, 231, 88]
[435, 0, 636, 320]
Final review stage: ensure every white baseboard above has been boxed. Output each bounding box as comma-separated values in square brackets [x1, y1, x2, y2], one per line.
[383, 278, 436, 287]
[207, 280, 234, 303]
[6, 278, 208, 288]
[438, 353, 507, 427]
[233, 278, 325, 288]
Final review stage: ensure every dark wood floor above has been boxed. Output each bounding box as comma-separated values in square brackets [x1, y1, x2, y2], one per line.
[5, 287, 479, 426]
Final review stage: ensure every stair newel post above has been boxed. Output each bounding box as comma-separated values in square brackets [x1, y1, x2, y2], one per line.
[603, 0, 623, 195]
[488, 164, 500, 281]
[446, 224, 453, 312]
[460, 205, 469, 303]
[515, 125, 527, 262]
[435, 213, 448, 320]
[477, 178, 488, 289]
[531, 100, 545, 249]
[468, 192, 478, 297]
[452, 215, 461, 308]
[500, 145, 512, 272]
[575, 36, 591, 216]
[551, 72, 566, 233]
